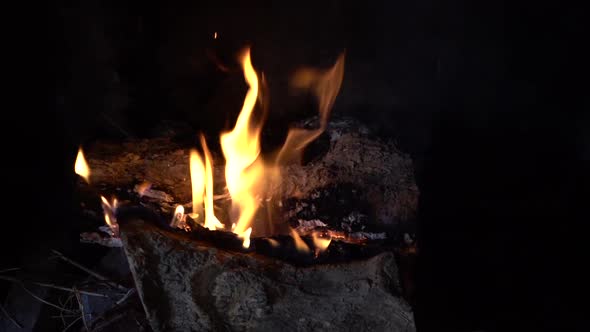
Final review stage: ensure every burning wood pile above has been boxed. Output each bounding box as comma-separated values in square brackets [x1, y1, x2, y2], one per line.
[72, 47, 417, 331]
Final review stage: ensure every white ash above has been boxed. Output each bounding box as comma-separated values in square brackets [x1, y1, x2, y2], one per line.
[340, 211, 368, 232]
[80, 232, 123, 247]
[295, 219, 328, 233]
[349, 232, 387, 240]
[134, 185, 175, 203]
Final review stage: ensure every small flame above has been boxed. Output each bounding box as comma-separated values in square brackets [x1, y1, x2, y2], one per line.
[238, 227, 252, 248]
[266, 238, 279, 248]
[74, 147, 90, 183]
[276, 53, 345, 165]
[100, 196, 119, 237]
[189, 149, 206, 219]
[213, 31, 218, 39]
[312, 232, 332, 256]
[220, 47, 265, 237]
[200, 135, 224, 230]
[290, 228, 310, 253]
[170, 205, 189, 230]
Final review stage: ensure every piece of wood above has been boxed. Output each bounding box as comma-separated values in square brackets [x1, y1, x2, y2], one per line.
[84, 117, 419, 227]
[120, 218, 416, 332]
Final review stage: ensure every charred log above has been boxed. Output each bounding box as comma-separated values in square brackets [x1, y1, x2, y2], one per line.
[85, 117, 418, 228]
[120, 219, 415, 332]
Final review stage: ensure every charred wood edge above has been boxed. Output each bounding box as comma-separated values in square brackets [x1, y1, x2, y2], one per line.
[116, 205, 398, 267]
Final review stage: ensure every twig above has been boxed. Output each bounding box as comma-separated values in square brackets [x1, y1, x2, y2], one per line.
[0, 275, 110, 297]
[115, 288, 136, 306]
[0, 302, 23, 328]
[58, 294, 76, 327]
[100, 112, 133, 138]
[51, 249, 127, 291]
[89, 312, 126, 332]
[0, 267, 20, 274]
[73, 287, 89, 331]
[62, 316, 82, 332]
[19, 282, 76, 313]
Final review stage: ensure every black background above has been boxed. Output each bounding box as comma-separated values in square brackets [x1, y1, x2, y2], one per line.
[3, 0, 587, 330]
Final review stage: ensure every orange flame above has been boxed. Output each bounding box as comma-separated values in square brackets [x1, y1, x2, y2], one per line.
[220, 47, 265, 241]
[276, 53, 345, 165]
[189, 149, 206, 219]
[312, 232, 332, 256]
[200, 135, 224, 231]
[100, 196, 119, 236]
[74, 147, 90, 183]
[290, 228, 310, 253]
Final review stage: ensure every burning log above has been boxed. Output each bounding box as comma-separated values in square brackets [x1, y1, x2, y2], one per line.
[83, 116, 418, 227]
[120, 218, 416, 332]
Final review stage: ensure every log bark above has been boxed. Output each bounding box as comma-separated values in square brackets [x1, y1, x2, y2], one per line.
[120, 219, 416, 332]
[86, 117, 418, 226]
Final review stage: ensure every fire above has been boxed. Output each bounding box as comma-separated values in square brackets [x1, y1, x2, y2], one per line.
[189, 149, 206, 219]
[100, 196, 119, 237]
[170, 205, 189, 231]
[136, 181, 151, 196]
[200, 135, 224, 231]
[237, 227, 252, 249]
[220, 47, 266, 245]
[74, 147, 90, 183]
[290, 228, 310, 253]
[312, 232, 332, 256]
[276, 53, 345, 165]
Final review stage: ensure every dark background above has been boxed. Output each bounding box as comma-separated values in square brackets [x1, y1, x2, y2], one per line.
[4, 0, 587, 331]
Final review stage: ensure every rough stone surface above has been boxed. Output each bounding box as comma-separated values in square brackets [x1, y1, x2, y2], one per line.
[86, 116, 418, 226]
[120, 219, 415, 332]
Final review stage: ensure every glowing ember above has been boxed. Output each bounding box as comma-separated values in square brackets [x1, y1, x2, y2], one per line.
[189, 149, 206, 219]
[200, 134, 224, 231]
[290, 228, 310, 253]
[135, 181, 151, 196]
[100, 196, 119, 237]
[312, 232, 332, 256]
[267, 238, 279, 248]
[74, 147, 90, 183]
[220, 47, 265, 238]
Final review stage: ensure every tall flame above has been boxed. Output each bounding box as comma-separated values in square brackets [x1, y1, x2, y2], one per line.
[220, 47, 265, 242]
[200, 135, 224, 231]
[189, 149, 206, 218]
[276, 53, 345, 165]
[74, 147, 90, 183]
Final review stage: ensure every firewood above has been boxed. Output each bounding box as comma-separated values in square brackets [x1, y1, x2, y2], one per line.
[84, 117, 418, 228]
[119, 218, 416, 332]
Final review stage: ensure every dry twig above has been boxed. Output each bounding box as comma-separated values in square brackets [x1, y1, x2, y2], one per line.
[0, 267, 20, 274]
[73, 286, 89, 331]
[115, 288, 136, 306]
[0, 302, 23, 329]
[62, 316, 82, 332]
[18, 281, 76, 313]
[0, 275, 109, 298]
[51, 249, 127, 291]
